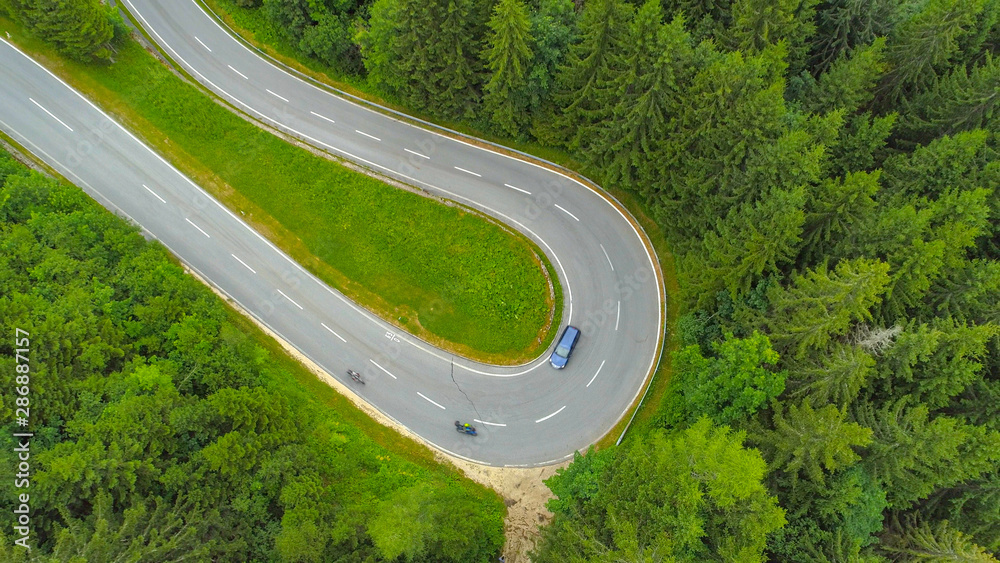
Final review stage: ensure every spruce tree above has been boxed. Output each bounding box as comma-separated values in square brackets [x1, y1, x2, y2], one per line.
[877, 0, 986, 105]
[900, 54, 1000, 144]
[765, 258, 890, 359]
[585, 0, 671, 186]
[482, 0, 533, 137]
[541, 0, 633, 150]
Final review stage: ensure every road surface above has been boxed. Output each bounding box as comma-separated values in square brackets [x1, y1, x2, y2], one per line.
[0, 7, 663, 465]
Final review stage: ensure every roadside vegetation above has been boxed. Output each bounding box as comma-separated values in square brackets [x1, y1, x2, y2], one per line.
[0, 5, 559, 362]
[211, 0, 1000, 559]
[0, 149, 506, 561]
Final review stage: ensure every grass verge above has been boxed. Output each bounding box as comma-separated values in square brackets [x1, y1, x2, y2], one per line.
[193, 0, 682, 442]
[0, 18, 558, 363]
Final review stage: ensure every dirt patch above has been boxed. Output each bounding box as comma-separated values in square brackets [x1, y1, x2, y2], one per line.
[189, 266, 562, 561]
[447, 459, 565, 562]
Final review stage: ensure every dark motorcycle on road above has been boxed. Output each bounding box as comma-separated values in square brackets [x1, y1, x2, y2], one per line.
[347, 369, 364, 384]
[455, 421, 477, 436]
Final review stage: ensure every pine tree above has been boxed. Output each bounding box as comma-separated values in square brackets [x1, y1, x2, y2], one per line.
[692, 186, 806, 303]
[873, 317, 999, 410]
[899, 54, 1000, 145]
[760, 399, 873, 485]
[359, 0, 486, 119]
[540, 0, 634, 149]
[877, 0, 986, 105]
[801, 37, 887, 115]
[765, 258, 890, 359]
[800, 171, 880, 261]
[882, 515, 1000, 561]
[809, 0, 898, 74]
[482, 0, 533, 137]
[856, 399, 1000, 510]
[729, 0, 817, 70]
[586, 1, 681, 188]
[786, 342, 875, 408]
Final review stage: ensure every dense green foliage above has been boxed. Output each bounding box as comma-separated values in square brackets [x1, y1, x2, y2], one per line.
[0, 0, 122, 62]
[11, 0, 1000, 559]
[0, 151, 505, 561]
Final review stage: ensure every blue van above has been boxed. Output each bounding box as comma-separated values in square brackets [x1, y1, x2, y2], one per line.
[549, 326, 581, 369]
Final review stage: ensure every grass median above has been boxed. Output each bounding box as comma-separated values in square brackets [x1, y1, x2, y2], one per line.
[194, 0, 681, 440]
[0, 18, 560, 363]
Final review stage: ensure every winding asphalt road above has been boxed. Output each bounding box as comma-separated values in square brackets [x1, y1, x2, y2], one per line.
[0, 1, 663, 466]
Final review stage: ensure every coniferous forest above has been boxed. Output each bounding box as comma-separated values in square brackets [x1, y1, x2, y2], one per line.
[239, 0, 1000, 558]
[3, 0, 1000, 560]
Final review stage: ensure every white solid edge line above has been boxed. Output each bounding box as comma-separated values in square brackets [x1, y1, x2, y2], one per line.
[369, 359, 398, 379]
[142, 184, 166, 203]
[321, 322, 347, 343]
[600, 243, 614, 271]
[586, 360, 606, 388]
[474, 419, 507, 427]
[176, 0, 663, 385]
[265, 88, 289, 102]
[355, 129, 380, 141]
[404, 148, 430, 159]
[28, 97, 72, 131]
[3, 37, 591, 465]
[63, 13, 575, 378]
[504, 183, 530, 195]
[194, 36, 211, 52]
[417, 392, 446, 410]
[185, 217, 210, 238]
[554, 203, 580, 221]
[616, 301, 621, 331]
[275, 288, 303, 309]
[0, 118, 573, 469]
[535, 405, 566, 423]
[310, 110, 335, 124]
[230, 253, 257, 274]
[454, 166, 481, 177]
[227, 64, 248, 80]
[95, 12, 578, 370]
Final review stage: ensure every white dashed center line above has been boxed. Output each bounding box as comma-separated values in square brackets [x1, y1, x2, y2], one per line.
[355, 129, 381, 141]
[142, 184, 165, 203]
[185, 218, 210, 238]
[310, 110, 336, 124]
[194, 36, 211, 52]
[29, 98, 72, 131]
[504, 183, 531, 195]
[276, 289, 303, 309]
[600, 244, 614, 271]
[535, 406, 566, 423]
[418, 392, 446, 410]
[265, 88, 289, 102]
[554, 204, 580, 221]
[227, 65, 248, 80]
[587, 360, 606, 388]
[230, 253, 256, 274]
[474, 419, 507, 427]
[616, 301, 621, 330]
[454, 166, 481, 177]
[404, 148, 430, 159]
[369, 359, 398, 379]
[321, 322, 347, 343]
